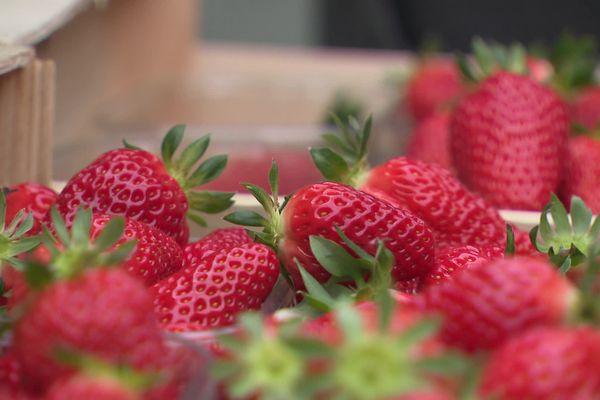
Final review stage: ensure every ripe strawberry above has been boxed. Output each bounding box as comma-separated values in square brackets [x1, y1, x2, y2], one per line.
[479, 327, 600, 399]
[44, 374, 139, 400]
[4, 182, 56, 234]
[90, 214, 184, 285]
[560, 135, 600, 213]
[183, 227, 252, 265]
[424, 244, 503, 287]
[152, 241, 280, 329]
[570, 86, 600, 130]
[0, 351, 23, 392]
[405, 57, 463, 122]
[12, 210, 166, 391]
[406, 111, 452, 170]
[51, 125, 233, 246]
[417, 256, 578, 352]
[450, 54, 569, 210]
[525, 56, 553, 83]
[310, 117, 510, 251]
[225, 164, 435, 291]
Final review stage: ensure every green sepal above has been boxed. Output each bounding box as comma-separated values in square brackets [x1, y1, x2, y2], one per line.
[550, 32, 598, 94]
[297, 261, 336, 313]
[505, 224, 515, 256]
[0, 190, 40, 267]
[310, 148, 350, 183]
[187, 154, 228, 188]
[161, 124, 185, 168]
[187, 191, 234, 214]
[23, 261, 53, 290]
[122, 139, 141, 150]
[224, 211, 268, 227]
[187, 213, 207, 227]
[457, 38, 529, 82]
[176, 135, 210, 176]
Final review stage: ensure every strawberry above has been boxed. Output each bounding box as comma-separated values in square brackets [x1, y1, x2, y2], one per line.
[570, 86, 600, 130]
[183, 227, 252, 266]
[225, 163, 435, 291]
[310, 119, 507, 250]
[525, 56, 553, 83]
[424, 244, 503, 287]
[416, 256, 577, 352]
[51, 125, 234, 246]
[479, 326, 600, 399]
[90, 214, 184, 285]
[560, 135, 600, 213]
[44, 374, 140, 400]
[405, 111, 452, 170]
[405, 57, 463, 122]
[12, 210, 166, 391]
[152, 241, 280, 330]
[4, 182, 56, 235]
[450, 41, 569, 210]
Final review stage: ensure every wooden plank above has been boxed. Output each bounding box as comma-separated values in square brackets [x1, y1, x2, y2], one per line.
[0, 44, 34, 75]
[0, 0, 91, 45]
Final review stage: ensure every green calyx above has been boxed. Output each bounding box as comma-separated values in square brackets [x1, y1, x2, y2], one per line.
[130, 124, 234, 227]
[529, 194, 600, 272]
[224, 161, 286, 249]
[310, 114, 373, 187]
[297, 226, 395, 316]
[0, 190, 40, 270]
[29, 207, 136, 289]
[549, 32, 598, 95]
[323, 91, 365, 127]
[56, 349, 158, 394]
[457, 37, 528, 82]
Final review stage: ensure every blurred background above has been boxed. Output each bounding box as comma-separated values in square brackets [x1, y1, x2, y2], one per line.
[1, 0, 599, 192]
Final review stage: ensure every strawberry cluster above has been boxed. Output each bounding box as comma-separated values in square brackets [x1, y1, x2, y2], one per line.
[2, 34, 600, 400]
[404, 35, 600, 213]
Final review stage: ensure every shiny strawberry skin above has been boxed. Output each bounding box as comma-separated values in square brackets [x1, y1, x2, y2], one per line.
[152, 242, 279, 329]
[280, 181, 435, 289]
[90, 214, 184, 286]
[417, 257, 577, 352]
[406, 112, 453, 170]
[560, 136, 600, 213]
[424, 244, 503, 287]
[360, 158, 506, 250]
[44, 374, 138, 400]
[480, 327, 600, 400]
[570, 86, 600, 130]
[406, 58, 463, 122]
[13, 269, 166, 391]
[184, 227, 252, 265]
[450, 71, 569, 210]
[5, 182, 57, 234]
[52, 149, 189, 246]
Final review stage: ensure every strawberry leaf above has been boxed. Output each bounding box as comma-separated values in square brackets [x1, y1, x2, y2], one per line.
[161, 124, 185, 168]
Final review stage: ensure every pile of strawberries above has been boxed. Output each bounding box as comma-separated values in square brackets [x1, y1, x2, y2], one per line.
[1, 35, 600, 399]
[404, 35, 600, 213]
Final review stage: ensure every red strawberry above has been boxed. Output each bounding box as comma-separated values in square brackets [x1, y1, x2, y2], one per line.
[152, 241, 280, 329]
[406, 57, 463, 122]
[525, 56, 553, 83]
[183, 227, 252, 265]
[44, 374, 139, 400]
[417, 256, 577, 352]
[90, 214, 184, 285]
[51, 125, 233, 246]
[480, 326, 600, 400]
[560, 135, 600, 213]
[570, 86, 600, 130]
[226, 166, 436, 291]
[424, 244, 503, 287]
[5, 182, 56, 234]
[13, 268, 166, 391]
[450, 70, 569, 210]
[0, 351, 23, 392]
[310, 117, 509, 251]
[12, 211, 167, 391]
[406, 111, 452, 170]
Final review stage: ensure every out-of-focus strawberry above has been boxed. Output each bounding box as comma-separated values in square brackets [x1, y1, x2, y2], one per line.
[560, 135, 600, 213]
[570, 86, 600, 130]
[417, 256, 578, 352]
[451, 40, 569, 210]
[4, 182, 56, 235]
[406, 57, 463, 122]
[479, 326, 600, 399]
[406, 112, 453, 170]
[50, 125, 234, 246]
[44, 374, 140, 400]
